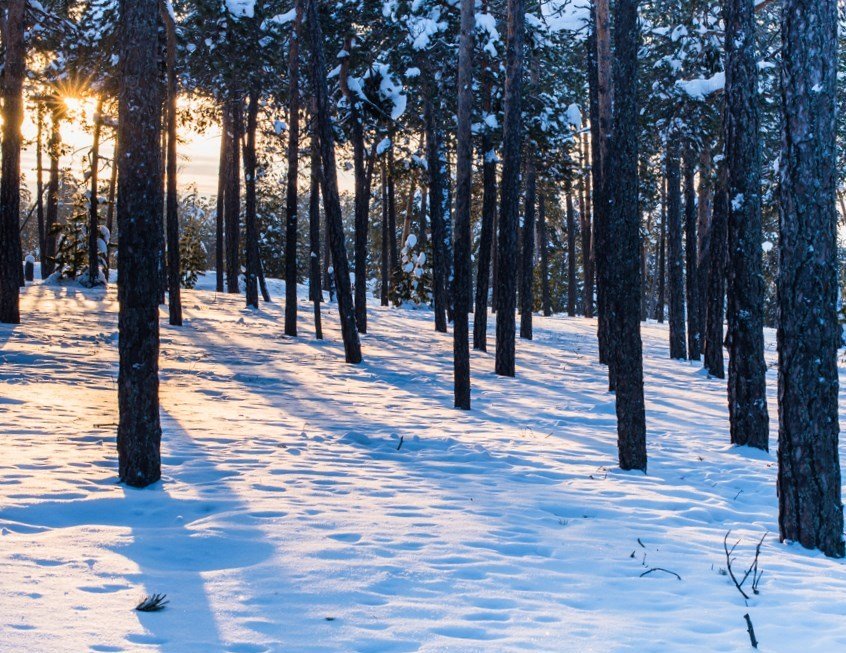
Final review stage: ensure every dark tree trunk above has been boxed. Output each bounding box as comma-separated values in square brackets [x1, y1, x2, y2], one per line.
[305, 0, 362, 364]
[580, 133, 594, 318]
[606, 0, 646, 471]
[667, 139, 687, 359]
[566, 177, 577, 317]
[724, 0, 769, 450]
[656, 175, 666, 322]
[520, 158, 536, 340]
[215, 108, 227, 293]
[105, 134, 118, 280]
[453, 0, 474, 409]
[594, 0, 613, 368]
[309, 114, 323, 340]
[225, 97, 242, 294]
[539, 191, 551, 317]
[684, 146, 700, 360]
[116, 0, 163, 487]
[387, 150, 398, 279]
[36, 103, 46, 271]
[162, 9, 181, 324]
[704, 153, 727, 379]
[86, 98, 105, 288]
[777, 0, 844, 558]
[285, 1, 302, 334]
[243, 88, 261, 309]
[44, 104, 62, 279]
[0, 0, 25, 323]
[473, 60, 497, 350]
[423, 92, 448, 333]
[380, 160, 389, 307]
[697, 147, 713, 353]
[495, 0, 525, 377]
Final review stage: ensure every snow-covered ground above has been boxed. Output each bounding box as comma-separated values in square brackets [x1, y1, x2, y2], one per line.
[1, 276, 845, 652]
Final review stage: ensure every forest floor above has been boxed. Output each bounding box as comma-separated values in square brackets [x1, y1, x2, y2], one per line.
[1, 275, 845, 652]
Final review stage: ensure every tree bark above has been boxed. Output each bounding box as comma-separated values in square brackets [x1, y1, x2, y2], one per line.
[309, 113, 323, 340]
[684, 145, 700, 360]
[495, 0, 525, 377]
[162, 6, 181, 323]
[580, 132, 594, 318]
[243, 88, 260, 309]
[704, 154, 727, 378]
[305, 0, 361, 364]
[539, 191, 551, 317]
[225, 97, 242, 294]
[777, 0, 844, 558]
[520, 155, 536, 340]
[285, 0, 302, 334]
[607, 0, 646, 471]
[724, 0, 769, 450]
[566, 177, 577, 317]
[215, 108, 227, 292]
[380, 160, 389, 306]
[43, 102, 62, 279]
[667, 139, 687, 359]
[423, 91, 448, 333]
[86, 97, 105, 288]
[0, 0, 25, 323]
[116, 0, 163, 487]
[656, 174, 666, 322]
[36, 103, 46, 272]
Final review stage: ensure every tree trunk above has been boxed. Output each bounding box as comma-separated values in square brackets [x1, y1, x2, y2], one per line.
[656, 175, 666, 322]
[423, 91, 449, 333]
[495, 0, 525, 377]
[453, 0, 474, 409]
[704, 153, 727, 378]
[777, 0, 844, 558]
[243, 88, 261, 309]
[380, 159, 389, 307]
[0, 0, 25, 322]
[43, 103, 62, 279]
[580, 132, 594, 318]
[724, 0, 769, 450]
[684, 145, 700, 360]
[387, 149, 398, 280]
[86, 98, 105, 288]
[36, 103, 46, 271]
[667, 139, 687, 359]
[607, 0, 646, 471]
[539, 191, 551, 317]
[285, 0, 302, 334]
[566, 177, 577, 317]
[305, 0, 362, 364]
[105, 134, 118, 280]
[520, 156, 536, 340]
[225, 97, 242, 294]
[697, 147, 713, 352]
[162, 8, 181, 323]
[309, 113, 323, 340]
[215, 108, 227, 292]
[116, 0, 163, 487]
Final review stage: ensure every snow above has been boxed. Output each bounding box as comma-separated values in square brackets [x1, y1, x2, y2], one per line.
[225, 0, 255, 19]
[677, 71, 726, 100]
[2, 280, 846, 651]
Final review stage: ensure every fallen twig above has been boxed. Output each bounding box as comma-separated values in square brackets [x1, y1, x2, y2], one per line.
[639, 567, 682, 581]
[136, 593, 168, 612]
[743, 613, 759, 649]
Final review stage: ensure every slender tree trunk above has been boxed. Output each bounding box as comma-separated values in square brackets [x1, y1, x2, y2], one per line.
[724, 0, 769, 450]
[580, 132, 594, 318]
[105, 136, 118, 279]
[306, 0, 361, 363]
[539, 191, 551, 317]
[43, 104, 61, 278]
[684, 145, 700, 360]
[243, 88, 260, 309]
[387, 149, 398, 280]
[116, 0, 163, 487]
[380, 159, 389, 307]
[225, 97, 242, 294]
[656, 175, 666, 322]
[777, 0, 844, 558]
[520, 156, 536, 339]
[566, 177, 577, 317]
[473, 59, 497, 350]
[495, 0, 525, 377]
[309, 113, 323, 340]
[667, 139, 687, 359]
[424, 92, 448, 333]
[36, 103, 46, 270]
[285, 0, 302, 334]
[607, 0, 646, 471]
[215, 109, 227, 292]
[161, 8, 181, 323]
[704, 153, 727, 378]
[697, 147, 713, 351]
[86, 98, 105, 288]
[0, 0, 25, 322]
[453, 0, 474, 409]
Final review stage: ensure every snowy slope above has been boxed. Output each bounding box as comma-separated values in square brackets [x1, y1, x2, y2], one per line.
[1, 278, 845, 652]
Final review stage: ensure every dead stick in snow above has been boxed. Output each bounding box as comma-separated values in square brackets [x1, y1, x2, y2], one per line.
[743, 613, 759, 649]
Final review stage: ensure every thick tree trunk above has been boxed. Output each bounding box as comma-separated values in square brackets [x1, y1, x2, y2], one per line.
[667, 139, 687, 359]
[86, 98, 105, 288]
[116, 0, 163, 487]
[566, 178, 577, 317]
[539, 191, 551, 317]
[684, 146, 700, 360]
[162, 8, 181, 323]
[453, 0, 474, 409]
[309, 117, 323, 340]
[306, 0, 361, 364]
[520, 157, 536, 340]
[777, 0, 844, 558]
[704, 154, 727, 378]
[495, 0, 525, 377]
[225, 97, 242, 294]
[243, 89, 261, 309]
[215, 109, 227, 293]
[607, 0, 646, 471]
[423, 92, 449, 333]
[285, 1, 302, 334]
[724, 0, 769, 450]
[0, 0, 25, 323]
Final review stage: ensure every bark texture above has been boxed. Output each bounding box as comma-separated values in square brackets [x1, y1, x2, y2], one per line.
[667, 140, 687, 360]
